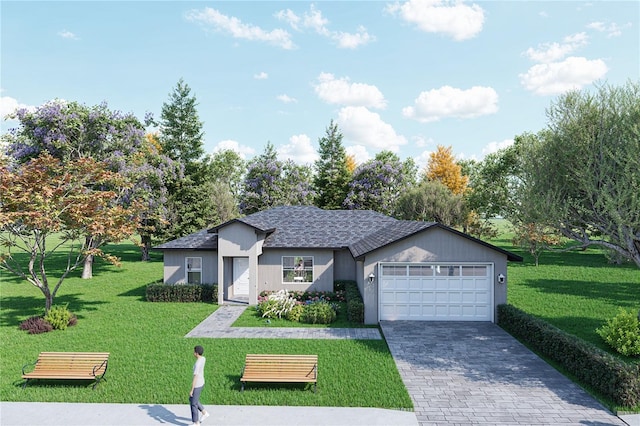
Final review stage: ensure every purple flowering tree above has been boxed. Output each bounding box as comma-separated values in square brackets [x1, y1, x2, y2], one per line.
[343, 151, 417, 216]
[239, 143, 315, 214]
[4, 100, 178, 268]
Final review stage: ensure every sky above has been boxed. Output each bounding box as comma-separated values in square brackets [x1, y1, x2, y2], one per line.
[1, 1, 638, 170]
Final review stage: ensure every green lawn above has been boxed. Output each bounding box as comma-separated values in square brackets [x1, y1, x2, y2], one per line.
[0, 242, 412, 408]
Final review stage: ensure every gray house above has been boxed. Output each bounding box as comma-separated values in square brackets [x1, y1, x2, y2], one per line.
[154, 206, 522, 324]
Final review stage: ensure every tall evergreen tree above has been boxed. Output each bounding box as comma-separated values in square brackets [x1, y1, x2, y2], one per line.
[159, 78, 205, 178]
[313, 120, 351, 210]
[158, 79, 217, 239]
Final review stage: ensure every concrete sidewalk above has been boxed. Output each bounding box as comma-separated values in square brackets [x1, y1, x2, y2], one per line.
[0, 402, 419, 426]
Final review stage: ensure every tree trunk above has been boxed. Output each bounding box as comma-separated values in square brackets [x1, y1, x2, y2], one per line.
[82, 254, 93, 279]
[141, 235, 151, 261]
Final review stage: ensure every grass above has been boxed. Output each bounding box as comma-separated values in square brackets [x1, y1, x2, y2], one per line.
[0, 241, 412, 409]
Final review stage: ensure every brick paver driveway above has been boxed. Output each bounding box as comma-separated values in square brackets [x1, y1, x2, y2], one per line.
[380, 321, 626, 425]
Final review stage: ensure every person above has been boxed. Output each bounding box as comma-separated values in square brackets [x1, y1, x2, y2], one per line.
[189, 345, 209, 425]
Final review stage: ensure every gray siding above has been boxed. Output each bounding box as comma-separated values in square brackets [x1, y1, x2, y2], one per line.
[333, 249, 356, 281]
[162, 250, 217, 285]
[217, 222, 263, 304]
[361, 227, 508, 324]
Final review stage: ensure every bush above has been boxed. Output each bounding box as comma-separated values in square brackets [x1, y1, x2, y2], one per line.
[286, 304, 305, 322]
[44, 304, 73, 330]
[343, 281, 364, 323]
[19, 316, 53, 334]
[597, 309, 640, 357]
[498, 304, 640, 407]
[146, 283, 217, 303]
[302, 301, 336, 324]
[257, 290, 297, 319]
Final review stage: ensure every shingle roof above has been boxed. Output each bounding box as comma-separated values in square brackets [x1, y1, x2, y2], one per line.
[220, 206, 398, 249]
[154, 206, 522, 262]
[153, 229, 218, 250]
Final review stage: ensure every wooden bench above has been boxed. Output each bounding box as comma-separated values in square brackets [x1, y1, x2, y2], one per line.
[22, 352, 110, 390]
[240, 354, 318, 392]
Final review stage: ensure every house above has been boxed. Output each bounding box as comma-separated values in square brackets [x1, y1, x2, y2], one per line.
[154, 206, 522, 324]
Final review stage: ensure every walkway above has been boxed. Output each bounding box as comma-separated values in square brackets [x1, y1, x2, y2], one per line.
[185, 304, 382, 340]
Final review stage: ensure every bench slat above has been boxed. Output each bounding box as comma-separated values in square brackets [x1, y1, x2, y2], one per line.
[240, 354, 317, 392]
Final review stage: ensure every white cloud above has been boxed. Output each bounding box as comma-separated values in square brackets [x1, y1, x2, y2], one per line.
[278, 134, 318, 164]
[482, 139, 514, 156]
[0, 96, 35, 120]
[58, 30, 79, 40]
[337, 106, 407, 152]
[519, 56, 608, 96]
[277, 94, 297, 103]
[385, 0, 485, 41]
[276, 5, 374, 49]
[314, 73, 386, 109]
[402, 85, 498, 123]
[212, 139, 256, 159]
[185, 8, 295, 50]
[412, 135, 434, 148]
[254, 72, 268, 80]
[415, 150, 434, 174]
[587, 21, 629, 38]
[345, 145, 371, 166]
[524, 32, 588, 63]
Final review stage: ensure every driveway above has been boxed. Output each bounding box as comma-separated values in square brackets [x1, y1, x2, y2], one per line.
[380, 321, 627, 425]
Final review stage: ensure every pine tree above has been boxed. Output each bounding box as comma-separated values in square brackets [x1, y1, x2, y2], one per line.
[159, 78, 205, 178]
[313, 120, 351, 210]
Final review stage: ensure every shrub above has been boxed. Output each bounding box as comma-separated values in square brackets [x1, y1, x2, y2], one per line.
[257, 290, 297, 319]
[19, 316, 53, 334]
[498, 304, 640, 407]
[343, 281, 364, 323]
[286, 304, 305, 322]
[146, 283, 217, 303]
[44, 304, 73, 330]
[597, 309, 640, 357]
[302, 301, 336, 324]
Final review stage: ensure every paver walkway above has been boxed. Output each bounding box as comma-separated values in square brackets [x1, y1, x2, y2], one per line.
[186, 304, 382, 339]
[380, 321, 628, 426]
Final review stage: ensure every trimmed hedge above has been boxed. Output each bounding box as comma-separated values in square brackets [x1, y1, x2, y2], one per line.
[146, 283, 217, 303]
[497, 304, 640, 407]
[337, 280, 364, 324]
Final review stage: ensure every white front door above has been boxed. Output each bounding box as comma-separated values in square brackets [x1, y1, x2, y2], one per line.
[379, 263, 493, 321]
[232, 258, 249, 296]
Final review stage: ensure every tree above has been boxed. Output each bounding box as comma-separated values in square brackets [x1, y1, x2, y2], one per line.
[158, 78, 205, 177]
[343, 151, 417, 215]
[395, 180, 466, 227]
[345, 154, 357, 174]
[0, 154, 139, 312]
[205, 149, 246, 201]
[239, 143, 315, 214]
[511, 222, 561, 266]
[513, 81, 640, 267]
[313, 120, 351, 210]
[425, 145, 468, 195]
[4, 100, 172, 273]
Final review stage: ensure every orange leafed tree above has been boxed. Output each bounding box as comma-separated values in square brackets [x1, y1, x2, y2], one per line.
[425, 145, 469, 195]
[345, 154, 357, 174]
[0, 153, 140, 312]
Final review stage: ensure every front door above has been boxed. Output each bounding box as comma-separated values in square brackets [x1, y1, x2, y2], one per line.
[232, 258, 249, 296]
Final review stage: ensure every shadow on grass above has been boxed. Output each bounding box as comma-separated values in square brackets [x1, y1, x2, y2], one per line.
[520, 278, 638, 308]
[0, 293, 106, 327]
[117, 282, 158, 301]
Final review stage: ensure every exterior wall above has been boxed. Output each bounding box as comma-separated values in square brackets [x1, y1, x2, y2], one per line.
[162, 250, 217, 285]
[217, 222, 262, 305]
[333, 249, 356, 281]
[258, 249, 334, 293]
[361, 227, 508, 324]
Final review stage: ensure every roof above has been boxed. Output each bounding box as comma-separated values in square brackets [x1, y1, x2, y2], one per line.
[154, 206, 522, 262]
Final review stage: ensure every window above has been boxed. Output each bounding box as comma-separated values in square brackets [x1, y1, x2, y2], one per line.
[186, 257, 202, 284]
[282, 256, 313, 283]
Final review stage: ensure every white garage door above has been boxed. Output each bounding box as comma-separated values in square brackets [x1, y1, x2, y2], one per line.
[379, 263, 493, 321]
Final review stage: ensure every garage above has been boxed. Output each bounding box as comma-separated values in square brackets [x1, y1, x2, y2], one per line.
[378, 263, 493, 321]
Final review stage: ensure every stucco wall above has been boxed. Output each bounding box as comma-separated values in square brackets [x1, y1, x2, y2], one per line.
[217, 222, 263, 304]
[334, 249, 356, 281]
[361, 227, 508, 324]
[162, 250, 217, 285]
[259, 249, 334, 293]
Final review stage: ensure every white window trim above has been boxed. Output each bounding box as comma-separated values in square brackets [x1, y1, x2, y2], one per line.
[281, 256, 314, 284]
[185, 256, 203, 284]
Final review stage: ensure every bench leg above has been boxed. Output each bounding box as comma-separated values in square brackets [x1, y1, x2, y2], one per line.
[241, 382, 245, 392]
[22, 379, 30, 389]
